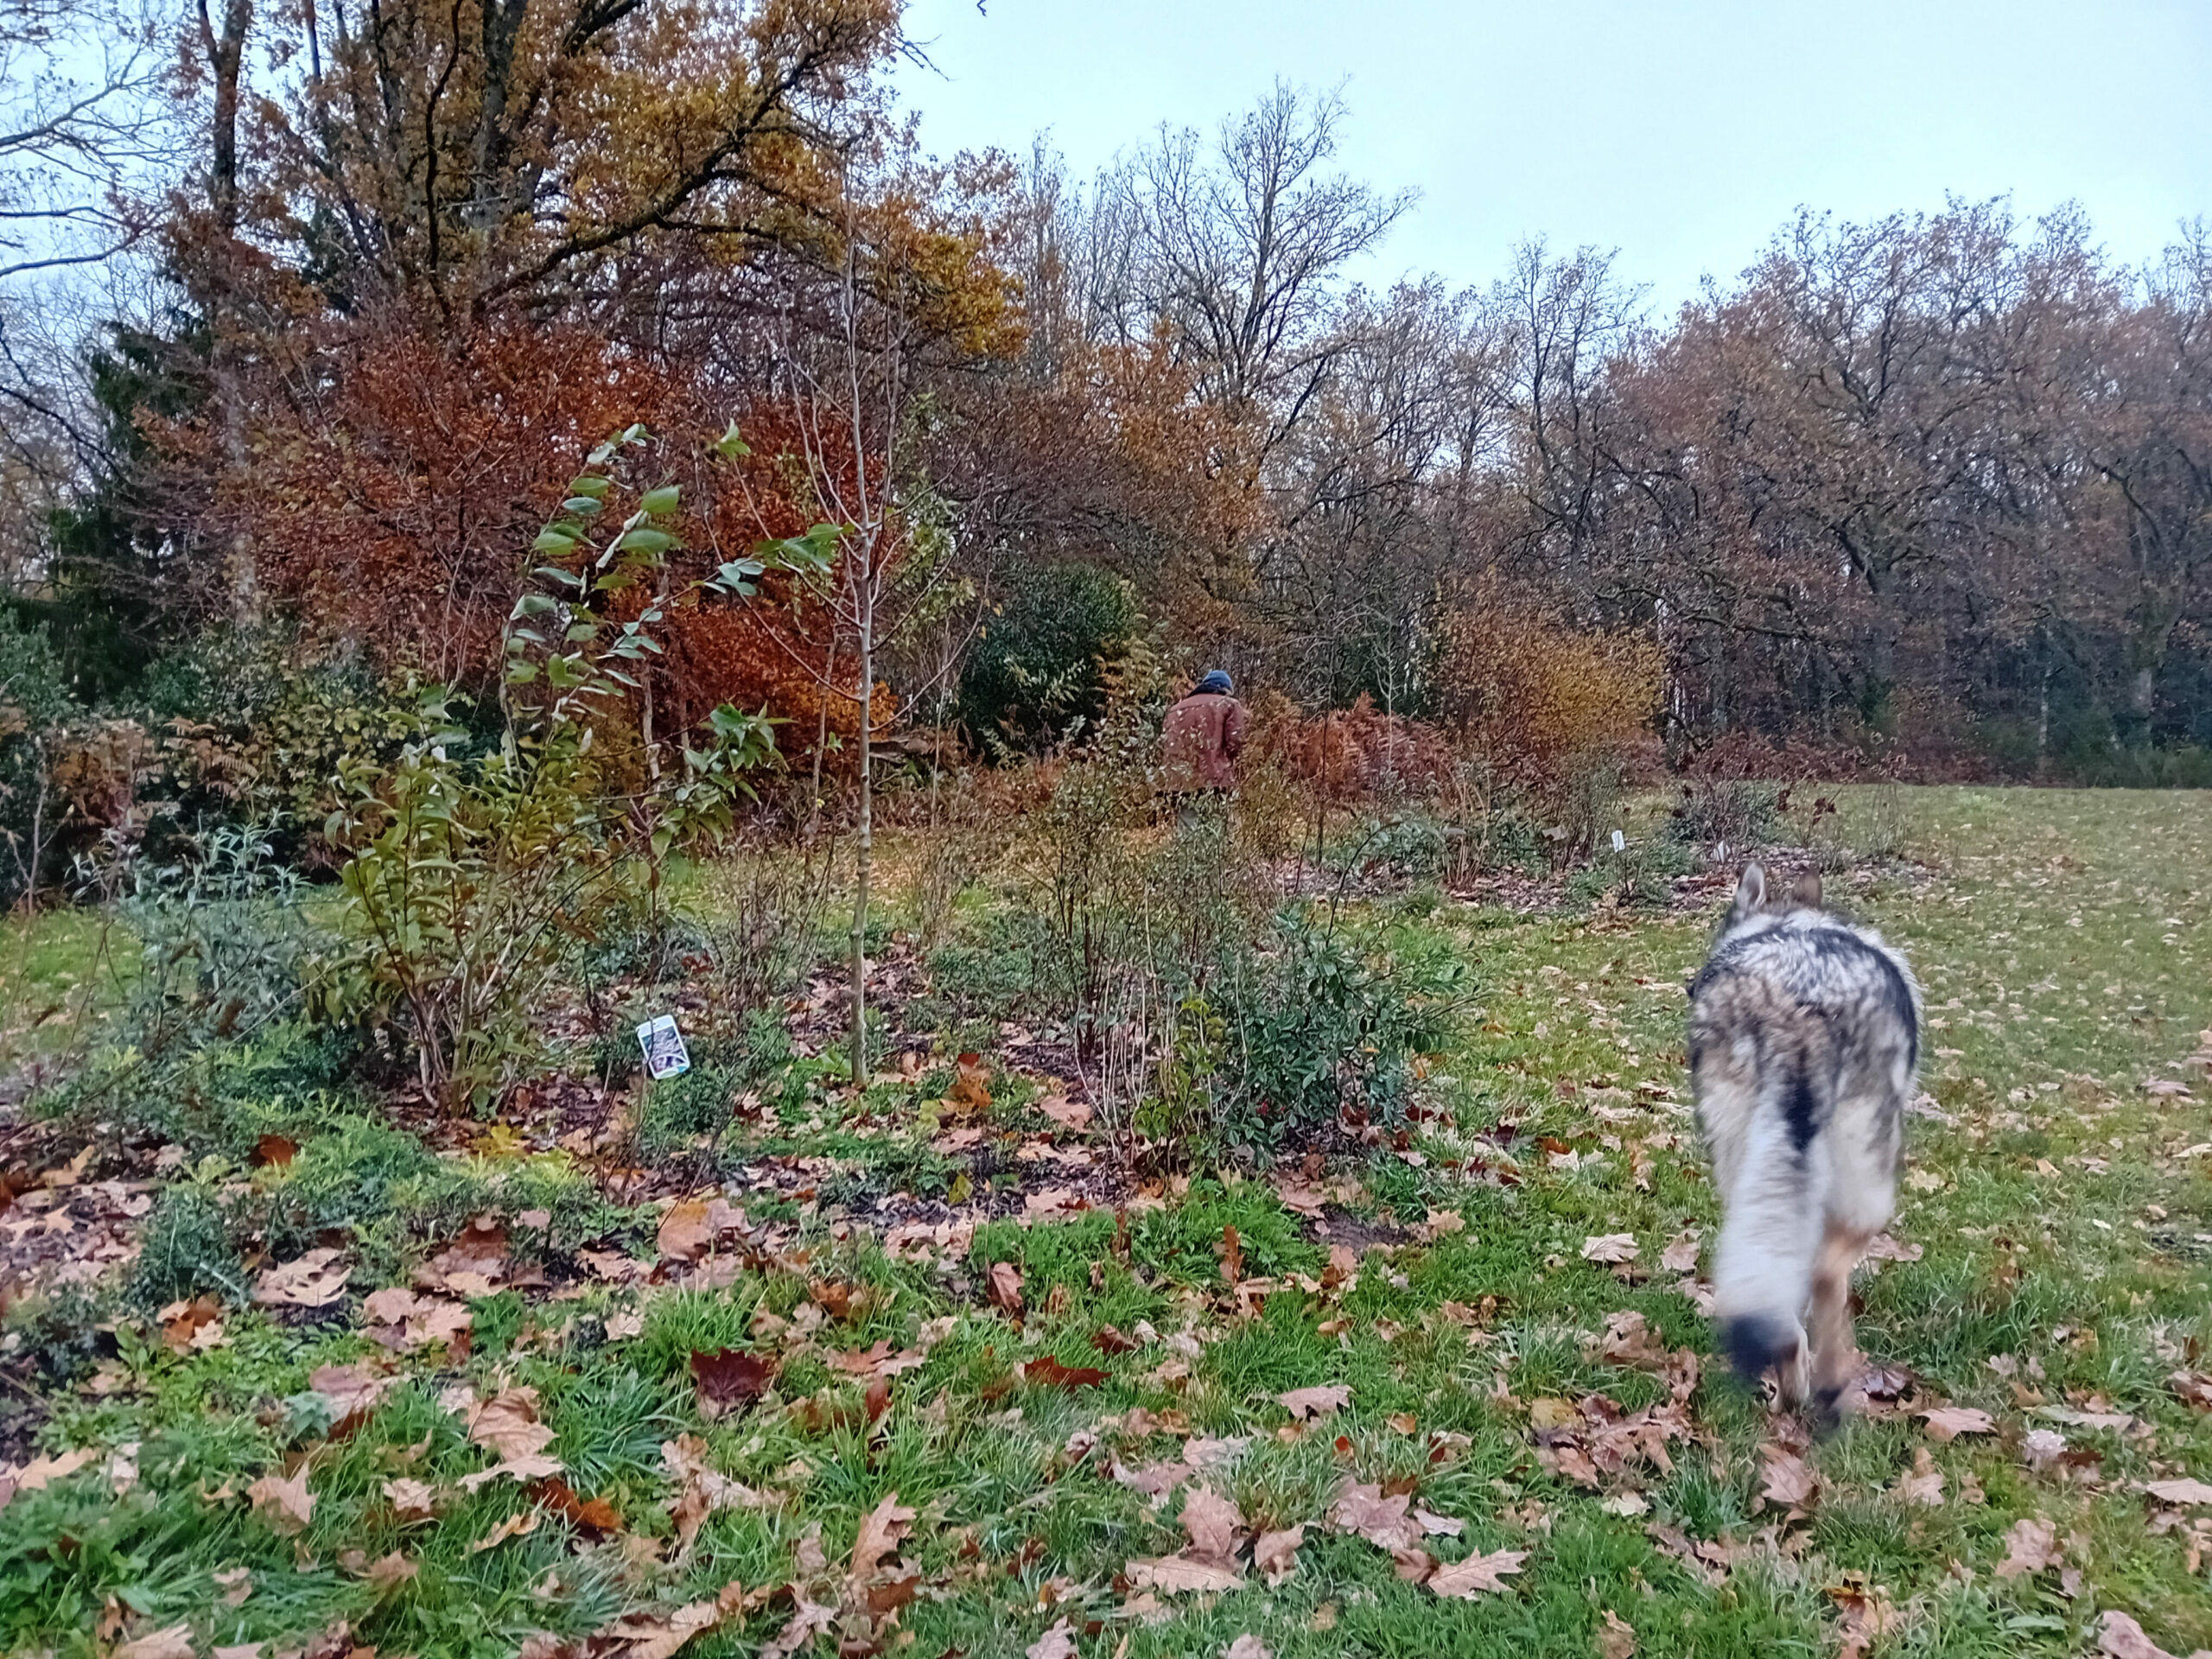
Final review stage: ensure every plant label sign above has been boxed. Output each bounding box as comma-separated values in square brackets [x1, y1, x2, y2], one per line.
[637, 1014, 692, 1081]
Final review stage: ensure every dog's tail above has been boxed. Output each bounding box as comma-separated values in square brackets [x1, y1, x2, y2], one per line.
[1711, 1076, 1823, 1386]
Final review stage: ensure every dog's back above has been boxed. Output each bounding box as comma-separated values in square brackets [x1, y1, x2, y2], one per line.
[1688, 864, 1920, 1418]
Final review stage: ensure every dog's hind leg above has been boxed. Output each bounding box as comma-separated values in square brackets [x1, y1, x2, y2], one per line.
[1808, 1221, 1873, 1431]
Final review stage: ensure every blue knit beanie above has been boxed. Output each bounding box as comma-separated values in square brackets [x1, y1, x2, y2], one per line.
[1193, 669, 1233, 696]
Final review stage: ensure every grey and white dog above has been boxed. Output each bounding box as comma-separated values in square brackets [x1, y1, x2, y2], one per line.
[1688, 863, 1921, 1425]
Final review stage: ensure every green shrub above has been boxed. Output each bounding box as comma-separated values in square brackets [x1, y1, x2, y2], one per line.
[128, 1185, 247, 1310]
[957, 564, 1137, 755]
[0, 610, 80, 906]
[639, 1061, 736, 1151]
[1210, 909, 1470, 1151]
[1666, 775, 1780, 852]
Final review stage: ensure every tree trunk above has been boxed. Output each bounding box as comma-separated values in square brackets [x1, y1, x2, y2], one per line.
[849, 537, 874, 1086]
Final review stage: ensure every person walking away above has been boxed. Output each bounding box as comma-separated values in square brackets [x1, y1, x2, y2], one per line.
[1160, 670, 1248, 829]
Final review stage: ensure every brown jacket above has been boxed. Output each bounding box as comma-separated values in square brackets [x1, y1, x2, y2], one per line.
[1160, 692, 1248, 791]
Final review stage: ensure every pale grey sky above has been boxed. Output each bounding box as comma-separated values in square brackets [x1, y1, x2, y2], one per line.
[892, 0, 2212, 315]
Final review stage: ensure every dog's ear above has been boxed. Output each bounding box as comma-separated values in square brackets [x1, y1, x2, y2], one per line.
[1731, 862, 1766, 921]
[1790, 870, 1823, 910]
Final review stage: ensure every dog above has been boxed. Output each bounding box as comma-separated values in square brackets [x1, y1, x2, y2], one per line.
[1688, 863, 1921, 1427]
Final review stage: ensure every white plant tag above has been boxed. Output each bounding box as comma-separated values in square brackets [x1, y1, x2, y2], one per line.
[1611, 830, 1626, 853]
[636, 1014, 691, 1080]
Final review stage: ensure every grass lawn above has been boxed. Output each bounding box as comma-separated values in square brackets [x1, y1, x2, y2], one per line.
[1, 786, 2209, 1659]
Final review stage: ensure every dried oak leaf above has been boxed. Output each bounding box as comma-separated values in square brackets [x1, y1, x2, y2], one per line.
[1597, 1609, 1638, 1659]
[1580, 1234, 1638, 1264]
[1026, 1618, 1078, 1659]
[987, 1261, 1024, 1318]
[1124, 1554, 1245, 1593]
[1427, 1548, 1528, 1599]
[851, 1491, 916, 1582]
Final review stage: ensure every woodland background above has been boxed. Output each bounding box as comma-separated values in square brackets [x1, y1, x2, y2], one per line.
[2, 0, 2210, 904]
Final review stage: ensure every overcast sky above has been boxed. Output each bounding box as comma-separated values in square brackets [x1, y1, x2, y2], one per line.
[890, 0, 2212, 316]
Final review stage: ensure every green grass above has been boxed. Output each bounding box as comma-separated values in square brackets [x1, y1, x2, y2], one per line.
[3, 787, 2209, 1657]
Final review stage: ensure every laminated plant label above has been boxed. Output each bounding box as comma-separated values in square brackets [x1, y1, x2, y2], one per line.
[637, 1014, 692, 1081]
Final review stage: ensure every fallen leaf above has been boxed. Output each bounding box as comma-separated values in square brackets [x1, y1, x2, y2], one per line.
[251, 1248, 351, 1307]
[1894, 1446, 1945, 1505]
[949, 1053, 994, 1112]
[1023, 1354, 1109, 1390]
[1276, 1384, 1350, 1421]
[537, 1478, 621, 1534]
[988, 1261, 1024, 1317]
[760, 1595, 838, 1657]
[467, 1389, 557, 1461]
[309, 1363, 392, 1423]
[690, 1349, 772, 1420]
[469, 1508, 542, 1553]
[1092, 1324, 1141, 1355]
[9, 1446, 95, 1495]
[364, 1550, 418, 1593]
[851, 1491, 915, 1582]
[1124, 1554, 1245, 1593]
[2023, 1428, 2067, 1471]
[1598, 1609, 1637, 1659]
[1580, 1234, 1638, 1264]
[383, 1477, 437, 1523]
[247, 1466, 315, 1535]
[1414, 1507, 1464, 1537]
[458, 1452, 564, 1491]
[1037, 1096, 1092, 1131]
[159, 1294, 224, 1351]
[1919, 1406, 1996, 1442]
[1026, 1618, 1078, 1659]
[116, 1626, 195, 1659]
[1329, 1479, 1419, 1551]
[2097, 1611, 2178, 1659]
[252, 1134, 299, 1168]
[658, 1200, 713, 1262]
[213, 1566, 252, 1606]
[1760, 1445, 1816, 1509]
[1254, 1523, 1303, 1586]
[1995, 1515, 2058, 1580]
[1659, 1230, 1700, 1273]
[2143, 1478, 2212, 1506]
[1180, 1486, 1243, 1557]
[1427, 1548, 1528, 1598]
